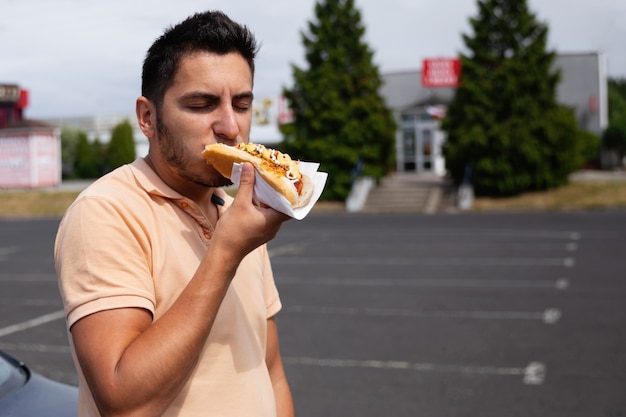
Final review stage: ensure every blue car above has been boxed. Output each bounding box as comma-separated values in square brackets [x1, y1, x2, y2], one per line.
[0, 350, 78, 416]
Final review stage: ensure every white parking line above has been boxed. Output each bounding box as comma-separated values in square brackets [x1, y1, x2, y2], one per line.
[0, 246, 18, 255]
[0, 310, 66, 338]
[268, 244, 306, 257]
[0, 342, 71, 354]
[277, 276, 570, 290]
[0, 273, 57, 282]
[283, 356, 546, 385]
[278, 228, 580, 241]
[0, 246, 18, 261]
[273, 256, 576, 267]
[285, 305, 562, 324]
[276, 241, 579, 252]
[0, 298, 62, 307]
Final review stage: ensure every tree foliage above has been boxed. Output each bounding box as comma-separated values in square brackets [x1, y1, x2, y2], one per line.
[60, 126, 81, 178]
[280, 0, 396, 201]
[60, 120, 136, 179]
[107, 119, 136, 170]
[74, 131, 101, 179]
[604, 78, 626, 165]
[441, 0, 593, 196]
[608, 77, 626, 133]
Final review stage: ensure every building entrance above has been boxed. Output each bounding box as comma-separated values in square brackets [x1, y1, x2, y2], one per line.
[398, 111, 445, 175]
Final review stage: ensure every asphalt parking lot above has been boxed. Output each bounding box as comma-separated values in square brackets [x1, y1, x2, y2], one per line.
[1, 210, 625, 417]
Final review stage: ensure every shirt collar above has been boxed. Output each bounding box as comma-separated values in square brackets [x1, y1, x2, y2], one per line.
[130, 157, 231, 208]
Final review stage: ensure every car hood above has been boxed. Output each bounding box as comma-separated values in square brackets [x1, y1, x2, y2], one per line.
[0, 371, 78, 417]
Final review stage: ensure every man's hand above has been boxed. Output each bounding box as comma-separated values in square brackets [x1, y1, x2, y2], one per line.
[212, 162, 290, 265]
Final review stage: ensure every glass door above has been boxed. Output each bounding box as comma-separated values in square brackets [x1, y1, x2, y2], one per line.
[420, 127, 433, 171]
[402, 127, 416, 171]
[399, 111, 443, 174]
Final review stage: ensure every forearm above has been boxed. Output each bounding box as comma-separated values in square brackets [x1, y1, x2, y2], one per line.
[112, 285, 229, 413]
[273, 374, 295, 417]
[74, 242, 239, 417]
[266, 317, 295, 417]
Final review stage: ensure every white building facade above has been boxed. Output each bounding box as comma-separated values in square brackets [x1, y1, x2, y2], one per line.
[381, 51, 609, 176]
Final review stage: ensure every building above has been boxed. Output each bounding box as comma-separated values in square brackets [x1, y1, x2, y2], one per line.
[0, 84, 28, 129]
[41, 115, 150, 158]
[381, 51, 608, 176]
[41, 95, 287, 159]
[0, 84, 61, 189]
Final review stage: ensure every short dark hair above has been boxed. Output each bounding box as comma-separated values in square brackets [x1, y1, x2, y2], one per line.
[141, 10, 259, 111]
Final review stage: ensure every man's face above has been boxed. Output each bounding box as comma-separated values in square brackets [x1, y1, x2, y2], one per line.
[154, 51, 254, 187]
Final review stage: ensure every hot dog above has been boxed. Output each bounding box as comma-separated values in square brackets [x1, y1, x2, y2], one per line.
[202, 142, 314, 208]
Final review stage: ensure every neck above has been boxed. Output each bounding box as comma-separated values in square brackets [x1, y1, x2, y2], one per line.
[143, 154, 216, 218]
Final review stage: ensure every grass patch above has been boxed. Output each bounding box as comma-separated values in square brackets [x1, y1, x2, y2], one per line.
[472, 181, 626, 211]
[0, 191, 81, 218]
[1, 179, 625, 218]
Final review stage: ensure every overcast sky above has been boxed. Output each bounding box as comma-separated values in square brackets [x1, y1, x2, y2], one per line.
[1, 0, 625, 119]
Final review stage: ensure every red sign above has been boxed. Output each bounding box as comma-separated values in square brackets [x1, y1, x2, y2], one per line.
[17, 89, 29, 109]
[422, 58, 461, 87]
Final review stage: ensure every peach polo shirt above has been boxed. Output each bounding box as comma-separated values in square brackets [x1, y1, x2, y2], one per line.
[55, 158, 281, 417]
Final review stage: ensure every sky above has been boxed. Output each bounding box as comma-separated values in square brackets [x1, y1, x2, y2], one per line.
[1, 0, 625, 120]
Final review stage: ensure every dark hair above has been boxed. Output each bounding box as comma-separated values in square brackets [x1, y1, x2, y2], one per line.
[141, 10, 259, 111]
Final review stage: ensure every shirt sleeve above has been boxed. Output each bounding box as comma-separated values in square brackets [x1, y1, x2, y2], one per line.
[259, 244, 282, 319]
[55, 195, 156, 329]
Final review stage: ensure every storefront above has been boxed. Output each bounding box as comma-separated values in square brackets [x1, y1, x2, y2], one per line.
[0, 83, 62, 189]
[382, 52, 608, 176]
[0, 124, 61, 189]
[398, 110, 445, 175]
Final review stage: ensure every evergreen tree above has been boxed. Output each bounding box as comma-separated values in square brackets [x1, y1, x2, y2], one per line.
[108, 120, 136, 170]
[74, 131, 100, 178]
[60, 126, 81, 178]
[602, 126, 626, 166]
[91, 138, 107, 175]
[442, 0, 592, 196]
[281, 0, 396, 201]
[604, 78, 626, 167]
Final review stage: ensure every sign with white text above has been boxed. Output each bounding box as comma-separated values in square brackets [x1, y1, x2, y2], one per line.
[422, 58, 461, 87]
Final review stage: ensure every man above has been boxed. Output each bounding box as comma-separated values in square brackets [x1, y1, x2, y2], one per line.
[55, 11, 295, 417]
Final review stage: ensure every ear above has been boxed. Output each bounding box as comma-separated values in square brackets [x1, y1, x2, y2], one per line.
[136, 96, 157, 140]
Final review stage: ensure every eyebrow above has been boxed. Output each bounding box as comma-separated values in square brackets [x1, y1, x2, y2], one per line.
[178, 91, 254, 101]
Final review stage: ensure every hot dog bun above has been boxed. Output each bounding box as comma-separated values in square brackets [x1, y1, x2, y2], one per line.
[202, 142, 314, 208]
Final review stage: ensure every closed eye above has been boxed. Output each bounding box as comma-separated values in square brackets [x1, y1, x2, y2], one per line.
[181, 94, 219, 113]
[233, 95, 253, 113]
[179, 91, 254, 113]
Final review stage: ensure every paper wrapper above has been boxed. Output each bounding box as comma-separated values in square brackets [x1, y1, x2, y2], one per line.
[230, 161, 328, 220]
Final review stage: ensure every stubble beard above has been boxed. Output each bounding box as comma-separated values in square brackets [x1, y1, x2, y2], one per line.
[156, 117, 233, 188]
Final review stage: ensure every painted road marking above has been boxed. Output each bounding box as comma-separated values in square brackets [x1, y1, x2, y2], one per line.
[0, 298, 62, 307]
[0, 310, 65, 338]
[272, 256, 576, 267]
[524, 362, 547, 385]
[0, 342, 71, 354]
[277, 276, 570, 290]
[276, 228, 580, 240]
[277, 241, 580, 253]
[285, 305, 562, 324]
[283, 356, 546, 385]
[0, 273, 57, 282]
[268, 244, 306, 257]
[0, 246, 18, 261]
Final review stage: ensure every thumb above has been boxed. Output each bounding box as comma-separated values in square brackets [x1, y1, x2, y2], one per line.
[236, 162, 255, 200]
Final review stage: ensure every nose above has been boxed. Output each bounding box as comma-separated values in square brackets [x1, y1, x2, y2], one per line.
[214, 103, 240, 143]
